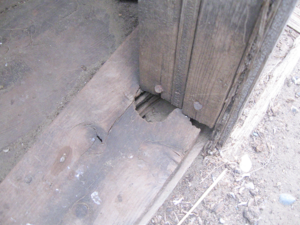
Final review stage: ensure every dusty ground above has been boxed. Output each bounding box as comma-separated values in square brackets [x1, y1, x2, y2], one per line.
[148, 27, 300, 225]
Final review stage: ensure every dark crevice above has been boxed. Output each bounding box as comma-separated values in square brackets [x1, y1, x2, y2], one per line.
[135, 90, 176, 122]
[190, 118, 210, 131]
[96, 135, 103, 143]
[169, 0, 184, 108]
[119, 0, 137, 3]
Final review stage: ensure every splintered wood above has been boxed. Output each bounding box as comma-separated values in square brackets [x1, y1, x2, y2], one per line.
[0, 30, 200, 225]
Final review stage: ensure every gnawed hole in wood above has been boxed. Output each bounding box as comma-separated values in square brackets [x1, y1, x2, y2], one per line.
[135, 91, 176, 122]
[135, 90, 211, 132]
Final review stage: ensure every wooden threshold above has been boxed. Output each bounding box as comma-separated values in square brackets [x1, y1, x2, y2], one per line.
[137, 128, 211, 225]
[0, 29, 209, 225]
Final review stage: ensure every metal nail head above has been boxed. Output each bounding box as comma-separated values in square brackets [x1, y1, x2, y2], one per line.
[154, 85, 164, 94]
[194, 101, 203, 111]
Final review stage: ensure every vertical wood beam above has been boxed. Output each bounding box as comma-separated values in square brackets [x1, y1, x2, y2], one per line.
[139, 0, 182, 101]
[138, 0, 297, 139]
[182, 0, 263, 128]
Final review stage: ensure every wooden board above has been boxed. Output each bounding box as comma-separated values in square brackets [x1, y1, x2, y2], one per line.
[137, 127, 211, 225]
[139, 0, 265, 128]
[139, 0, 182, 101]
[0, 0, 137, 180]
[0, 29, 201, 225]
[139, 0, 297, 148]
[182, 0, 262, 128]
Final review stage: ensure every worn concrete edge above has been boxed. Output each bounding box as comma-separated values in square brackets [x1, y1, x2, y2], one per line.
[137, 128, 211, 225]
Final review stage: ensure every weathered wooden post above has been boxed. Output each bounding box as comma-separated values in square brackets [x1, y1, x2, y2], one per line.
[139, 0, 297, 147]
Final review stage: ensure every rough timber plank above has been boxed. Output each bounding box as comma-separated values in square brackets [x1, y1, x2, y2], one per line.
[0, 0, 137, 177]
[0, 29, 200, 225]
[137, 128, 211, 225]
[182, 0, 263, 128]
[139, 0, 182, 101]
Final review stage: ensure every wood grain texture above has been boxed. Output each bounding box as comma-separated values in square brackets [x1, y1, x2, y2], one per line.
[182, 0, 263, 128]
[139, 0, 182, 101]
[0, 0, 137, 177]
[171, 0, 201, 108]
[211, 0, 298, 148]
[137, 127, 210, 225]
[0, 29, 200, 225]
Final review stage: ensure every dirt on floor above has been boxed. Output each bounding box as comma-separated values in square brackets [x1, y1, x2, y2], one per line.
[148, 27, 300, 225]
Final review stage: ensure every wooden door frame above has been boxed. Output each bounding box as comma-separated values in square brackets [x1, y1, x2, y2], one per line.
[138, 0, 298, 151]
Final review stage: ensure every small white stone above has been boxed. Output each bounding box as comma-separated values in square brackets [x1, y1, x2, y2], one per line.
[291, 106, 299, 114]
[219, 218, 225, 224]
[3, 149, 9, 153]
[239, 154, 252, 173]
[228, 192, 236, 199]
[173, 197, 183, 205]
[292, 76, 300, 85]
[245, 182, 255, 190]
[279, 193, 296, 205]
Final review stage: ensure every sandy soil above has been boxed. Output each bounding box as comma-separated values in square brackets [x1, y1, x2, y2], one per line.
[148, 27, 300, 225]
